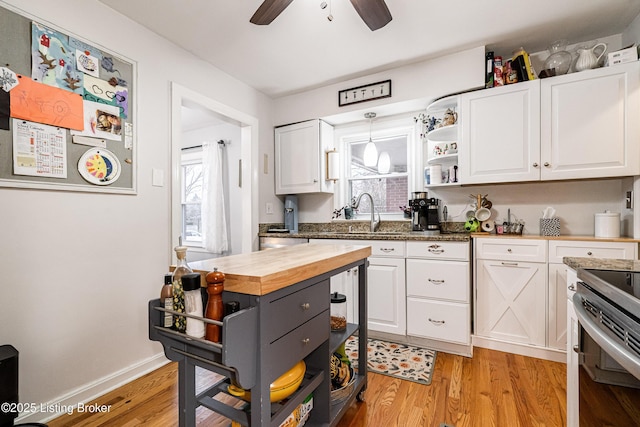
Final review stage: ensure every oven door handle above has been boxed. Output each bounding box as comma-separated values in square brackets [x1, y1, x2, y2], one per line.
[572, 293, 640, 379]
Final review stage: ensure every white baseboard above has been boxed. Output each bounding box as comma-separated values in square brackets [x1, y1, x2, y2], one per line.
[472, 335, 566, 363]
[17, 352, 169, 424]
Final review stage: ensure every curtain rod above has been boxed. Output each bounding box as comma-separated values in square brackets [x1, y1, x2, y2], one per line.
[181, 140, 228, 150]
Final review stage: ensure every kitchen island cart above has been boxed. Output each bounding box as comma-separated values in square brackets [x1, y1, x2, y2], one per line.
[149, 243, 371, 426]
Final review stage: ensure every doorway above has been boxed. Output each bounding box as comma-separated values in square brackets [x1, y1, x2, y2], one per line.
[171, 83, 258, 261]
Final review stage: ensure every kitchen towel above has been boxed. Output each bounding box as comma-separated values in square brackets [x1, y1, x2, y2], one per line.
[202, 141, 229, 254]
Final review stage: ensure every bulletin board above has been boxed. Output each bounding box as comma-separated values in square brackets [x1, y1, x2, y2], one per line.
[0, 3, 136, 194]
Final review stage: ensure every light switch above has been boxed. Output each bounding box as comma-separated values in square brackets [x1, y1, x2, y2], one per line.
[266, 202, 274, 214]
[152, 168, 164, 187]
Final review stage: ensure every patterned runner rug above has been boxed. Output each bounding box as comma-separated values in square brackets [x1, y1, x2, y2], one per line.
[344, 336, 437, 385]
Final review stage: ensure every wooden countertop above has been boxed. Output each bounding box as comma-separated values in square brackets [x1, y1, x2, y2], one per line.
[188, 243, 372, 296]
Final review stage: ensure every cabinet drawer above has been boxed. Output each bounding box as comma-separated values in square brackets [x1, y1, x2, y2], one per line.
[368, 240, 405, 257]
[548, 240, 637, 264]
[263, 280, 329, 343]
[474, 238, 547, 262]
[407, 298, 470, 344]
[406, 259, 469, 302]
[406, 241, 469, 260]
[266, 310, 329, 384]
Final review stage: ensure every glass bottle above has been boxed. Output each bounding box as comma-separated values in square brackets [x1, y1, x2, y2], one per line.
[160, 273, 173, 328]
[543, 40, 572, 76]
[172, 245, 192, 332]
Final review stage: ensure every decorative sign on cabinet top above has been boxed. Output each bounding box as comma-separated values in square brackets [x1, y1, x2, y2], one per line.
[338, 79, 391, 107]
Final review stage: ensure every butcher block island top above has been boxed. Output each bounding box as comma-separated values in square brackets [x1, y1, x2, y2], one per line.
[188, 243, 372, 295]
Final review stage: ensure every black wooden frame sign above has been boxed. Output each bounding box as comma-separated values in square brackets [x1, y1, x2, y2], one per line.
[338, 79, 392, 107]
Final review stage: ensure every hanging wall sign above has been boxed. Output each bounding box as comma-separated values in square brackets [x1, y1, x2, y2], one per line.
[338, 79, 391, 107]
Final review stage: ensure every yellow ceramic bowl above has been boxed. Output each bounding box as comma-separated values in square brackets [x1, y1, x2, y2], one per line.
[228, 360, 306, 402]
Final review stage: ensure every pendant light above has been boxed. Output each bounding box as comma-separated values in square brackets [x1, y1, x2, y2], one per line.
[363, 112, 378, 167]
[377, 151, 391, 174]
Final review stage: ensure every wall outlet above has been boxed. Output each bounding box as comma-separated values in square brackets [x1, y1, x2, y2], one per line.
[266, 202, 274, 214]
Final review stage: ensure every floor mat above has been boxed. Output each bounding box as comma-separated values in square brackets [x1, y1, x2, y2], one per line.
[344, 336, 436, 385]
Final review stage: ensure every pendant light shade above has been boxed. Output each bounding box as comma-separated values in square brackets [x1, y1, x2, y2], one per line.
[377, 151, 390, 174]
[363, 112, 377, 167]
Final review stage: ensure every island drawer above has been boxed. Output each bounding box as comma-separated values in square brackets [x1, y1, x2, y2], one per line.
[406, 241, 469, 260]
[263, 279, 330, 343]
[265, 310, 329, 384]
[548, 240, 638, 264]
[475, 238, 547, 262]
[310, 238, 405, 257]
[407, 298, 469, 344]
[406, 259, 470, 302]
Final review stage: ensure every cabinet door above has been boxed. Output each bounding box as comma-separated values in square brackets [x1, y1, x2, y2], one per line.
[275, 120, 334, 194]
[367, 256, 406, 335]
[567, 297, 579, 427]
[540, 62, 640, 180]
[548, 263, 568, 350]
[460, 80, 541, 184]
[475, 259, 546, 346]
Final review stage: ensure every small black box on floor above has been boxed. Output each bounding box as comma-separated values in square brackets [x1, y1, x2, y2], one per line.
[0, 345, 18, 427]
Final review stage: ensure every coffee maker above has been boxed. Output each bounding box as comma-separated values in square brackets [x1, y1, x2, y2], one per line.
[410, 192, 440, 234]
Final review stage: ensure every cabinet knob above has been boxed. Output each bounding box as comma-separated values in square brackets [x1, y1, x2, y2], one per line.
[313, 179, 318, 183]
[507, 248, 512, 253]
[301, 302, 310, 310]
[302, 338, 310, 345]
[568, 284, 576, 291]
[533, 162, 539, 168]
[544, 162, 550, 167]
[428, 318, 445, 326]
[587, 251, 593, 256]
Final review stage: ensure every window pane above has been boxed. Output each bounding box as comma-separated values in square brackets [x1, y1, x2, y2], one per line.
[183, 203, 202, 243]
[183, 163, 203, 203]
[181, 161, 203, 244]
[350, 176, 408, 215]
[348, 133, 408, 215]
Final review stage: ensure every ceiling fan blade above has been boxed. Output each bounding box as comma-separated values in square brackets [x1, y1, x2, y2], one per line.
[350, 0, 392, 31]
[250, 0, 294, 25]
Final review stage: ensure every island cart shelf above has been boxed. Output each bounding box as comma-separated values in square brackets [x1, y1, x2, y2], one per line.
[149, 243, 371, 427]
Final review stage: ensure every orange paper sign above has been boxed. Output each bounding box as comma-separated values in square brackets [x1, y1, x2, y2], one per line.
[10, 74, 84, 130]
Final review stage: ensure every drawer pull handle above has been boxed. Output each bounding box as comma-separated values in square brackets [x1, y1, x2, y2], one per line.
[587, 251, 593, 256]
[428, 278, 445, 285]
[501, 262, 519, 266]
[428, 318, 445, 326]
[380, 248, 395, 253]
[302, 338, 310, 345]
[301, 303, 310, 310]
[428, 244, 444, 254]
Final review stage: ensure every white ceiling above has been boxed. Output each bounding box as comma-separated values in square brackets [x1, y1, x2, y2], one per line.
[99, 0, 640, 98]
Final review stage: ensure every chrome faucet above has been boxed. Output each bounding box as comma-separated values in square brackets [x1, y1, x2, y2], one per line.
[352, 192, 381, 232]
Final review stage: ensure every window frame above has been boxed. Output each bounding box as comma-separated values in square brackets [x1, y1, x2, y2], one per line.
[334, 113, 421, 221]
[180, 148, 204, 247]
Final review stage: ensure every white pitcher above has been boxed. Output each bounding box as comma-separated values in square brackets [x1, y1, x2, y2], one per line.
[575, 43, 607, 72]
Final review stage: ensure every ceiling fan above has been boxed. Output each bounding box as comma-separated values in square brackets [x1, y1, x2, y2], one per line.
[250, 0, 392, 31]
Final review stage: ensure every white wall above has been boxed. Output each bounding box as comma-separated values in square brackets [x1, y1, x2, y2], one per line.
[0, 0, 273, 422]
[265, 46, 486, 223]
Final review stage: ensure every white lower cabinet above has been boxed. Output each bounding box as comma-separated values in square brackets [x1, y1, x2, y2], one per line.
[475, 258, 547, 346]
[474, 237, 638, 360]
[310, 239, 406, 335]
[367, 256, 406, 335]
[405, 241, 471, 347]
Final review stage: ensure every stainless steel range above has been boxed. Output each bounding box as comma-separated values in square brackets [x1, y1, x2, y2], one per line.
[572, 268, 640, 426]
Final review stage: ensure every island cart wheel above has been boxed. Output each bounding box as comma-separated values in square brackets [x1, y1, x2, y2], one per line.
[357, 390, 366, 402]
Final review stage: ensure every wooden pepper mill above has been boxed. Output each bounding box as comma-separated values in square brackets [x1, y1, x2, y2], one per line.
[205, 268, 225, 342]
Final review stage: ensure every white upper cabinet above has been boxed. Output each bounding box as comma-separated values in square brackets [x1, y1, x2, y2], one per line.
[460, 80, 541, 184]
[540, 61, 640, 180]
[458, 62, 640, 185]
[275, 119, 335, 195]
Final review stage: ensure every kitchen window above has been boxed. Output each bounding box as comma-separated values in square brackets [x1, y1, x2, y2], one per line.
[337, 114, 417, 218]
[181, 149, 203, 246]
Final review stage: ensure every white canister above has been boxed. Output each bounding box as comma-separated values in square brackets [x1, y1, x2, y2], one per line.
[429, 165, 442, 185]
[594, 211, 620, 238]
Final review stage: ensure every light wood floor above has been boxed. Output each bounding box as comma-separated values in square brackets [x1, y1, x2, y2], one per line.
[47, 347, 567, 427]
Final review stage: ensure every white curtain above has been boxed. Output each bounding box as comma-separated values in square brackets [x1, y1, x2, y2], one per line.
[201, 141, 229, 254]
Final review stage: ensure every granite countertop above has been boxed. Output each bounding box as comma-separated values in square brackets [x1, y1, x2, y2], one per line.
[259, 221, 471, 241]
[563, 256, 640, 271]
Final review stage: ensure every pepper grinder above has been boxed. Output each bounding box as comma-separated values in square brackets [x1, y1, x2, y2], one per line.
[204, 268, 225, 342]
